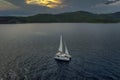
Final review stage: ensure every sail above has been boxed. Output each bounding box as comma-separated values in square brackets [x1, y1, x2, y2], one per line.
[59, 35, 63, 52]
[65, 43, 69, 55]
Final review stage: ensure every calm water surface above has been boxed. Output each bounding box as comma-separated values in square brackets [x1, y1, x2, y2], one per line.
[0, 23, 120, 80]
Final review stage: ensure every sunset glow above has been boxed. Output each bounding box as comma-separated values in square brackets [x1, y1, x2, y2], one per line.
[26, 0, 62, 8]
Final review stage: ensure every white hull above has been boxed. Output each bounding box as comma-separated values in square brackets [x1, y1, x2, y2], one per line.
[54, 52, 71, 61]
[54, 56, 71, 61]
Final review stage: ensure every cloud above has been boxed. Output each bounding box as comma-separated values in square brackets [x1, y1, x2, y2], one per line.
[91, 0, 120, 9]
[93, 0, 120, 7]
[107, 1, 120, 6]
[0, 0, 19, 10]
[25, 0, 63, 8]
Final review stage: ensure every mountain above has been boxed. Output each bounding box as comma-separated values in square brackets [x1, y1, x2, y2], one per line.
[0, 11, 120, 24]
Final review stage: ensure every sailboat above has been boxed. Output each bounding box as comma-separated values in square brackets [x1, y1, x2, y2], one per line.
[54, 35, 71, 61]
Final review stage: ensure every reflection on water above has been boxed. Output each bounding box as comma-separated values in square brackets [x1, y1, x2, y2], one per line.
[0, 23, 120, 80]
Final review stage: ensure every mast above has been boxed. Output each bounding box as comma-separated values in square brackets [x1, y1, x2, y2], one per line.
[65, 43, 69, 55]
[59, 35, 63, 52]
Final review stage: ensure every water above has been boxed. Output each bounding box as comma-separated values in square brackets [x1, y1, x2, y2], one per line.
[0, 23, 120, 80]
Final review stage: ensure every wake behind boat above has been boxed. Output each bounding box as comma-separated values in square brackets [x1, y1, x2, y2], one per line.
[54, 35, 71, 61]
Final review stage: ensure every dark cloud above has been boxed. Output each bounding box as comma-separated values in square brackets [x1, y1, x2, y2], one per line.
[0, 0, 120, 16]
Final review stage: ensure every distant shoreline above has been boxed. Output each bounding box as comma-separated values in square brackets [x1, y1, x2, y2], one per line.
[0, 11, 120, 24]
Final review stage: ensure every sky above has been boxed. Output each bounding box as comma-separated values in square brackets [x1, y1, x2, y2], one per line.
[0, 0, 120, 16]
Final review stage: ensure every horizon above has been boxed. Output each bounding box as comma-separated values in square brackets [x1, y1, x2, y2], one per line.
[0, 10, 120, 17]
